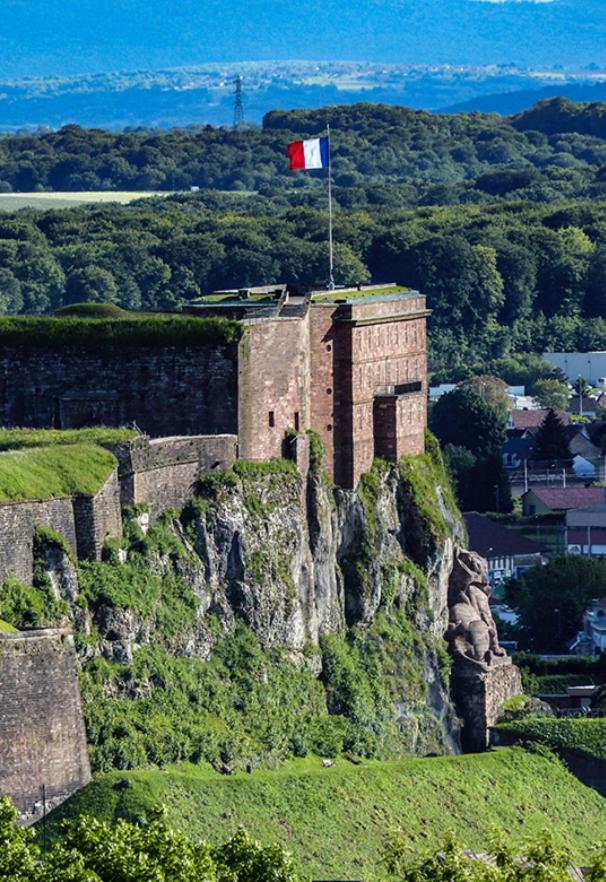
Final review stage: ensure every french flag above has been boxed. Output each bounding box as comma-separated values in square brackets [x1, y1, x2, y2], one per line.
[287, 137, 329, 170]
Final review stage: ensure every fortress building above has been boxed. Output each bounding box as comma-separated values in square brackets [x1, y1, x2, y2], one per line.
[0, 283, 428, 489]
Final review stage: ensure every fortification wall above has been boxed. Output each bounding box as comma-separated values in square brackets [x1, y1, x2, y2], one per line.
[0, 497, 77, 583]
[0, 629, 90, 821]
[73, 471, 123, 560]
[238, 319, 310, 461]
[114, 434, 237, 519]
[0, 343, 238, 437]
[0, 473, 122, 583]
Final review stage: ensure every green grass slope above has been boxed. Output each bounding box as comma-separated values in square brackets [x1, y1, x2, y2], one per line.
[44, 749, 606, 880]
[0, 443, 118, 502]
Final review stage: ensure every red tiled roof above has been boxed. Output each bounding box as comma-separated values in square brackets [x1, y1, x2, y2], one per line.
[510, 409, 569, 430]
[464, 512, 546, 556]
[530, 486, 605, 510]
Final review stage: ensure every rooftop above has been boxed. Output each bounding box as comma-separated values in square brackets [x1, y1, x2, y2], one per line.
[526, 486, 606, 510]
[190, 282, 415, 311]
[464, 512, 546, 557]
[509, 408, 569, 430]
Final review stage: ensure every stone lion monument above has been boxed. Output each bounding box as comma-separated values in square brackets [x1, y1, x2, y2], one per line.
[446, 549, 507, 670]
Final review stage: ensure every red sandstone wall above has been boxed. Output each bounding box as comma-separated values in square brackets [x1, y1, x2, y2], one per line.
[308, 306, 338, 480]
[319, 297, 429, 488]
[238, 319, 310, 461]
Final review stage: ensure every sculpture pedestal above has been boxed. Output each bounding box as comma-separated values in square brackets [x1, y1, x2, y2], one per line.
[451, 656, 522, 752]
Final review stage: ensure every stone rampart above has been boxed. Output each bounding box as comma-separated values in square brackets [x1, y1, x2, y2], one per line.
[0, 629, 91, 822]
[0, 343, 238, 437]
[0, 497, 77, 583]
[113, 434, 238, 519]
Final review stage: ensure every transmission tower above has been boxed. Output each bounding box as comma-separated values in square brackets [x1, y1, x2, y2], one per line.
[233, 75, 245, 129]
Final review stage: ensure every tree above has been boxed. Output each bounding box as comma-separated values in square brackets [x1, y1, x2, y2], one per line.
[531, 409, 571, 463]
[430, 386, 512, 512]
[65, 267, 119, 305]
[532, 378, 569, 410]
[0, 800, 301, 882]
[506, 556, 606, 651]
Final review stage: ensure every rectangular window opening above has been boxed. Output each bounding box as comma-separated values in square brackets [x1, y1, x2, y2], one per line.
[269, 411, 275, 428]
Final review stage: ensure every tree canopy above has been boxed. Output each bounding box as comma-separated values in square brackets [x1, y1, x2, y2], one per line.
[506, 555, 606, 651]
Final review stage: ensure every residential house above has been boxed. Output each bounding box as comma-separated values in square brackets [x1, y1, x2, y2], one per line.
[464, 512, 546, 587]
[522, 486, 606, 516]
[507, 408, 569, 433]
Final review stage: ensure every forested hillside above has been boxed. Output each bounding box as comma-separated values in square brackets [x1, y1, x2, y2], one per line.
[3, 98, 606, 204]
[1, 196, 606, 374]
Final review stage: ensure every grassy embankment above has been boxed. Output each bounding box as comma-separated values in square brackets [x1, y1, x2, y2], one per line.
[45, 749, 606, 880]
[0, 428, 139, 503]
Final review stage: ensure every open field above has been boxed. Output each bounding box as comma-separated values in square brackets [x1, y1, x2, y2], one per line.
[0, 191, 168, 210]
[44, 748, 606, 880]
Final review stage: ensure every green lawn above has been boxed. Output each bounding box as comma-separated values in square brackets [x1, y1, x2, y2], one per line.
[44, 749, 606, 880]
[0, 619, 17, 632]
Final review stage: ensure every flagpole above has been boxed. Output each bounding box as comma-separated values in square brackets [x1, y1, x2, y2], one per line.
[327, 123, 335, 290]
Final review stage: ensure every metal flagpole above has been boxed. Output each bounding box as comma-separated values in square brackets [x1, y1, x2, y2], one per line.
[327, 123, 335, 290]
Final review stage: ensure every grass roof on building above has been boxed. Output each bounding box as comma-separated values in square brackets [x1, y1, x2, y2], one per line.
[0, 314, 241, 348]
[0, 428, 138, 451]
[0, 443, 118, 503]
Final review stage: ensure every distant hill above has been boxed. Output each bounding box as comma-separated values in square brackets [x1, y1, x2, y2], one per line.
[441, 82, 606, 117]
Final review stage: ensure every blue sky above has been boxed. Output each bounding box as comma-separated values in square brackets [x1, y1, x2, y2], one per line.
[0, 0, 603, 77]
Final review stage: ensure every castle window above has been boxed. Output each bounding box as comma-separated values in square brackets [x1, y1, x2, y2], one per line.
[327, 424, 333, 432]
[326, 344, 332, 353]
[327, 387, 333, 395]
[294, 412, 300, 431]
[268, 411, 275, 428]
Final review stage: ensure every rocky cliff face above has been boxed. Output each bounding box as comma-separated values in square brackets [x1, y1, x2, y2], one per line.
[32, 437, 468, 765]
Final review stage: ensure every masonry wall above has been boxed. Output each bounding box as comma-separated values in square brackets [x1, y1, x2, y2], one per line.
[314, 296, 429, 489]
[0, 497, 77, 583]
[116, 434, 238, 519]
[0, 343, 239, 437]
[0, 629, 91, 821]
[73, 471, 123, 560]
[238, 319, 310, 461]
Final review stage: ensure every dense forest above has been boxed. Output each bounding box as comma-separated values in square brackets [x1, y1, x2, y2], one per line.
[4, 98, 606, 205]
[2, 98, 606, 375]
[2, 194, 606, 375]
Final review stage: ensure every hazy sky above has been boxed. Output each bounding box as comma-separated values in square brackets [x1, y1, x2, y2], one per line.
[1, 0, 604, 78]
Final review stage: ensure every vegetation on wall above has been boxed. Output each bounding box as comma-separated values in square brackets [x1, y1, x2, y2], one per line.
[0, 314, 240, 347]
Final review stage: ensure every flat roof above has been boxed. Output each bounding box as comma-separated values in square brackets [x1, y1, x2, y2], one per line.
[190, 283, 416, 310]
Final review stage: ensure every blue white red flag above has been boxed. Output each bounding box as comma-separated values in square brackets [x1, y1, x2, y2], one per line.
[287, 137, 329, 170]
